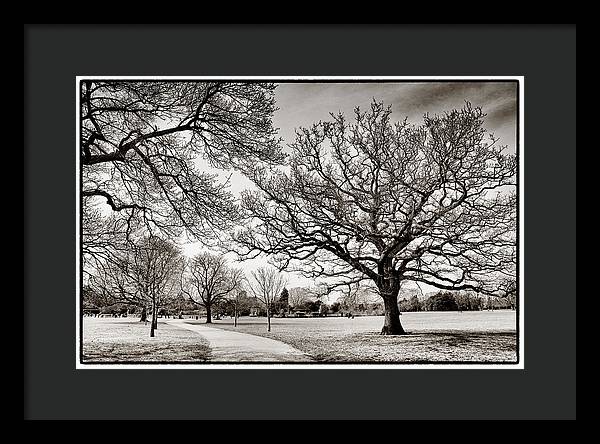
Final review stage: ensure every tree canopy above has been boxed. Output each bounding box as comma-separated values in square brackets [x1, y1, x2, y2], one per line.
[236, 101, 517, 333]
[81, 81, 284, 270]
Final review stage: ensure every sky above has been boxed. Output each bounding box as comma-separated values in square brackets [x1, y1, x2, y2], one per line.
[183, 82, 518, 294]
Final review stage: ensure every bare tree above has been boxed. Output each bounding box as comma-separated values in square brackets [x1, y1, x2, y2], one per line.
[81, 81, 284, 269]
[134, 237, 183, 335]
[501, 278, 517, 310]
[88, 252, 142, 316]
[236, 102, 517, 334]
[89, 235, 183, 337]
[287, 287, 311, 309]
[247, 267, 287, 332]
[338, 283, 379, 313]
[181, 253, 243, 323]
[229, 288, 247, 327]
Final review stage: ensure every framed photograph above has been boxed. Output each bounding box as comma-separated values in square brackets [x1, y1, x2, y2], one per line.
[77, 76, 523, 370]
[25, 25, 576, 420]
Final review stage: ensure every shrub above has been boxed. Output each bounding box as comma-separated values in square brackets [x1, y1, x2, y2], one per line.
[425, 293, 459, 311]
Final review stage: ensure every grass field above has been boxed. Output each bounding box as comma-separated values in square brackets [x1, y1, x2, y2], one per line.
[82, 318, 211, 363]
[202, 311, 518, 363]
[82, 311, 518, 363]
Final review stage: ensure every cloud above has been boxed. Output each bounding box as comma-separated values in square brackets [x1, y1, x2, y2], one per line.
[274, 81, 517, 152]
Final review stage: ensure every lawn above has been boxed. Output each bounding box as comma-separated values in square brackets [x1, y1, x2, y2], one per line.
[82, 317, 211, 363]
[204, 311, 518, 363]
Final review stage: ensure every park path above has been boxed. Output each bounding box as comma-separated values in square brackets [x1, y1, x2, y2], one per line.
[165, 319, 311, 362]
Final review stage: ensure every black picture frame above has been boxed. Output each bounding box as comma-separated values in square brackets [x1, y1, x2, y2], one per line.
[24, 24, 576, 420]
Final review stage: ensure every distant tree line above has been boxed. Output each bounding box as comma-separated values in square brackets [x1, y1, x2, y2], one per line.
[84, 281, 516, 324]
[398, 291, 516, 312]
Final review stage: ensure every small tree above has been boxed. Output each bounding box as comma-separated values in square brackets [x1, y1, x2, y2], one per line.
[279, 288, 290, 314]
[501, 279, 517, 310]
[181, 253, 243, 323]
[409, 295, 421, 312]
[229, 289, 250, 327]
[319, 303, 329, 316]
[288, 287, 311, 310]
[130, 236, 183, 336]
[247, 267, 287, 332]
[89, 235, 182, 336]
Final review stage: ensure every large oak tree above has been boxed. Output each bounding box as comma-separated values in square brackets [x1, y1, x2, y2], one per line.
[236, 102, 517, 335]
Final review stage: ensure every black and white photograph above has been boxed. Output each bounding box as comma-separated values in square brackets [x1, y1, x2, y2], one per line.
[78, 77, 522, 367]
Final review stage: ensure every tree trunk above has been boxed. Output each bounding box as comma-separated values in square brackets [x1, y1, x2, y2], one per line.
[381, 293, 406, 335]
[266, 305, 271, 332]
[150, 303, 157, 337]
[234, 307, 238, 327]
[205, 303, 212, 323]
[140, 306, 147, 322]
